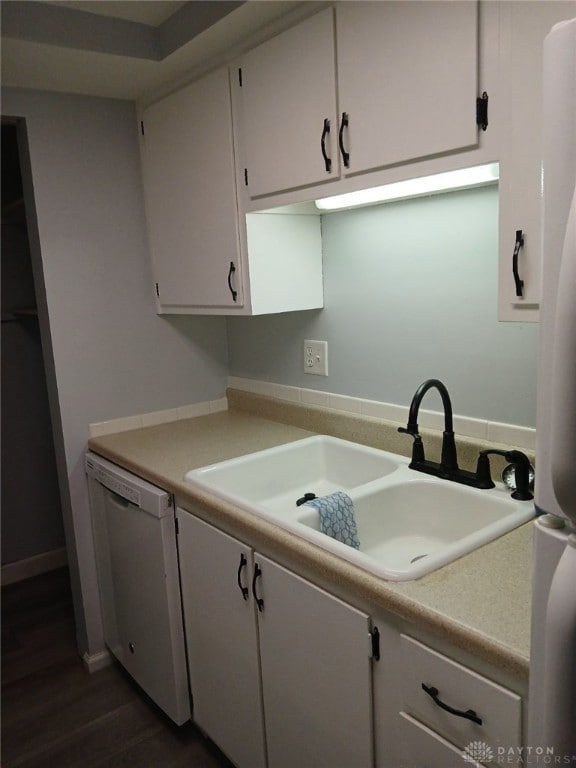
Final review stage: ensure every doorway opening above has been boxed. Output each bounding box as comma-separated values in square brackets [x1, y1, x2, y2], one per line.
[1, 120, 67, 583]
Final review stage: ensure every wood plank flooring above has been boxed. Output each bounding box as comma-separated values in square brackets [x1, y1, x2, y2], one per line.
[1, 568, 235, 768]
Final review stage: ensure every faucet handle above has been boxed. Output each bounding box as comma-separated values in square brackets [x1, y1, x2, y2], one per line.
[475, 452, 496, 489]
[398, 426, 425, 463]
[476, 449, 534, 500]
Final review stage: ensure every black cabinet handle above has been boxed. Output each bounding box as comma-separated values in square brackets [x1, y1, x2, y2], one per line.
[321, 118, 332, 172]
[252, 563, 264, 612]
[512, 230, 524, 298]
[237, 553, 249, 600]
[338, 112, 350, 168]
[422, 684, 483, 725]
[227, 261, 238, 302]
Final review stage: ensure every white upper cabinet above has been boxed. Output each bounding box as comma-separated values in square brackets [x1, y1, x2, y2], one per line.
[140, 68, 243, 310]
[497, 0, 576, 321]
[238, 3, 481, 201]
[139, 67, 323, 316]
[239, 8, 338, 198]
[336, 1, 479, 176]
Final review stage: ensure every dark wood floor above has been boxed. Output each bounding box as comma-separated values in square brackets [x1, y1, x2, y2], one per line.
[1, 568, 235, 768]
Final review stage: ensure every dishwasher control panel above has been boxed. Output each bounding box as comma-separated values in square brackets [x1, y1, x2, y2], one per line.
[86, 452, 172, 518]
[96, 469, 140, 506]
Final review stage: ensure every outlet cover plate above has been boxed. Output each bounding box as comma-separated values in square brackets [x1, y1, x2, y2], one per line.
[304, 340, 328, 376]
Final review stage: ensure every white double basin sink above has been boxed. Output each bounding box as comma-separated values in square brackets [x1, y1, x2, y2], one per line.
[185, 435, 534, 581]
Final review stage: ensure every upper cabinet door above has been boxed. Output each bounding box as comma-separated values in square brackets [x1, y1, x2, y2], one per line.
[497, 0, 576, 321]
[336, 1, 479, 176]
[240, 8, 338, 198]
[140, 68, 243, 309]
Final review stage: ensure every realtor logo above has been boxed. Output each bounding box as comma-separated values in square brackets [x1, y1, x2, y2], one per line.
[461, 742, 576, 765]
[462, 741, 494, 764]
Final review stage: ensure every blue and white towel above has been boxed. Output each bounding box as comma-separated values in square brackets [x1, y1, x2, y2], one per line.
[304, 491, 360, 550]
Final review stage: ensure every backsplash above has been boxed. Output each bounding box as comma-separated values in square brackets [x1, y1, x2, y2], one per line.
[227, 186, 539, 428]
[89, 397, 228, 437]
[228, 377, 535, 451]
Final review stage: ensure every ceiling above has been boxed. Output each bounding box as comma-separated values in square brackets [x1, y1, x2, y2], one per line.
[50, 2, 188, 26]
[1, 0, 319, 103]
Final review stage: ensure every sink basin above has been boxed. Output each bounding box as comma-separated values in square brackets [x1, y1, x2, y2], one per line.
[185, 436, 534, 581]
[185, 435, 404, 515]
[296, 476, 534, 580]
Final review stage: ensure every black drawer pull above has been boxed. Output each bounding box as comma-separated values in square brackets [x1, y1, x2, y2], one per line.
[227, 261, 238, 302]
[422, 683, 483, 725]
[237, 553, 249, 600]
[252, 563, 264, 612]
[338, 112, 350, 168]
[321, 118, 332, 172]
[512, 229, 524, 298]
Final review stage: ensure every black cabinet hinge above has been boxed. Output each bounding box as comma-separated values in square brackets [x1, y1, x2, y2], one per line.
[370, 627, 380, 661]
[238, 68, 243, 87]
[155, 282, 160, 298]
[244, 168, 248, 186]
[476, 91, 488, 131]
[140, 120, 145, 136]
[174, 516, 179, 535]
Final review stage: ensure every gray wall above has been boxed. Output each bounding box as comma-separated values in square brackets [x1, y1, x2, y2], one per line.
[2, 87, 229, 656]
[227, 186, 539, 427]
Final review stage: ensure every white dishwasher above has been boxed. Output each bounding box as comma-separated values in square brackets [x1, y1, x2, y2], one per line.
[86, 452, 190, 725]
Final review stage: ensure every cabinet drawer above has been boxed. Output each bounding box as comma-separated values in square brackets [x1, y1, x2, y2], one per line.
[400, 635, 521, 752]
[398, 711, 483, 768]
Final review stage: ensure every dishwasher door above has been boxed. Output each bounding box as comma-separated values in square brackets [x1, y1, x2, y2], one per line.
[87, 453, 190, 725]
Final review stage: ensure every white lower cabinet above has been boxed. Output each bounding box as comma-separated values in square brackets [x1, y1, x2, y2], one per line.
[255, 553, 374, 768]
[397, 712, 477, 768]
[177, 507, 526, 768]
[176, 509, 375, 768]
[374, 628, 524, 768]
[400, 634, 522, 755]
[175, 511, 267, 768]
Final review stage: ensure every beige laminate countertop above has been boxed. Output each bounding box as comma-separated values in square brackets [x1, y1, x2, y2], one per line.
[88, 409, 533, 680]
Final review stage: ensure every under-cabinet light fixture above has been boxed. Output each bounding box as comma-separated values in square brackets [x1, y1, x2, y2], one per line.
[314, 162, 499, 212]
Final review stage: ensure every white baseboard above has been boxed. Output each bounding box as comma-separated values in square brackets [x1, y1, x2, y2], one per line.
[82, 648, 112, 674]
[1, 547, 68, 586]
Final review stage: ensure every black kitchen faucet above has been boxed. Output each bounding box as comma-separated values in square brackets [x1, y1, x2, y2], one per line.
[398, 378, 532, 499]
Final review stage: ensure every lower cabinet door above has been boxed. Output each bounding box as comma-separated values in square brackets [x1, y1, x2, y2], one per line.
[398, 711, 479, 768]
[400, 634, 521, 754]
[255, 553, 374, 768]
[176, 511, 266, 768]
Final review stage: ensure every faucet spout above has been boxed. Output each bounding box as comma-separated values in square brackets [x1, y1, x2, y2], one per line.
[399, 379, 458, 473]
[408, 379, 454, 432]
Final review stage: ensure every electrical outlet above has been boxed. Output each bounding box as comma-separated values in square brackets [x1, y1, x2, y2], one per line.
[304, 340, 328, 376]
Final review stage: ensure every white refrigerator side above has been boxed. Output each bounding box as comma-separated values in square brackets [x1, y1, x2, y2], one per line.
[550, 184, 576, 521]
[529, 16, 576, 761]
[528, 520, 576, 756]
[535, 17, 576, 523]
